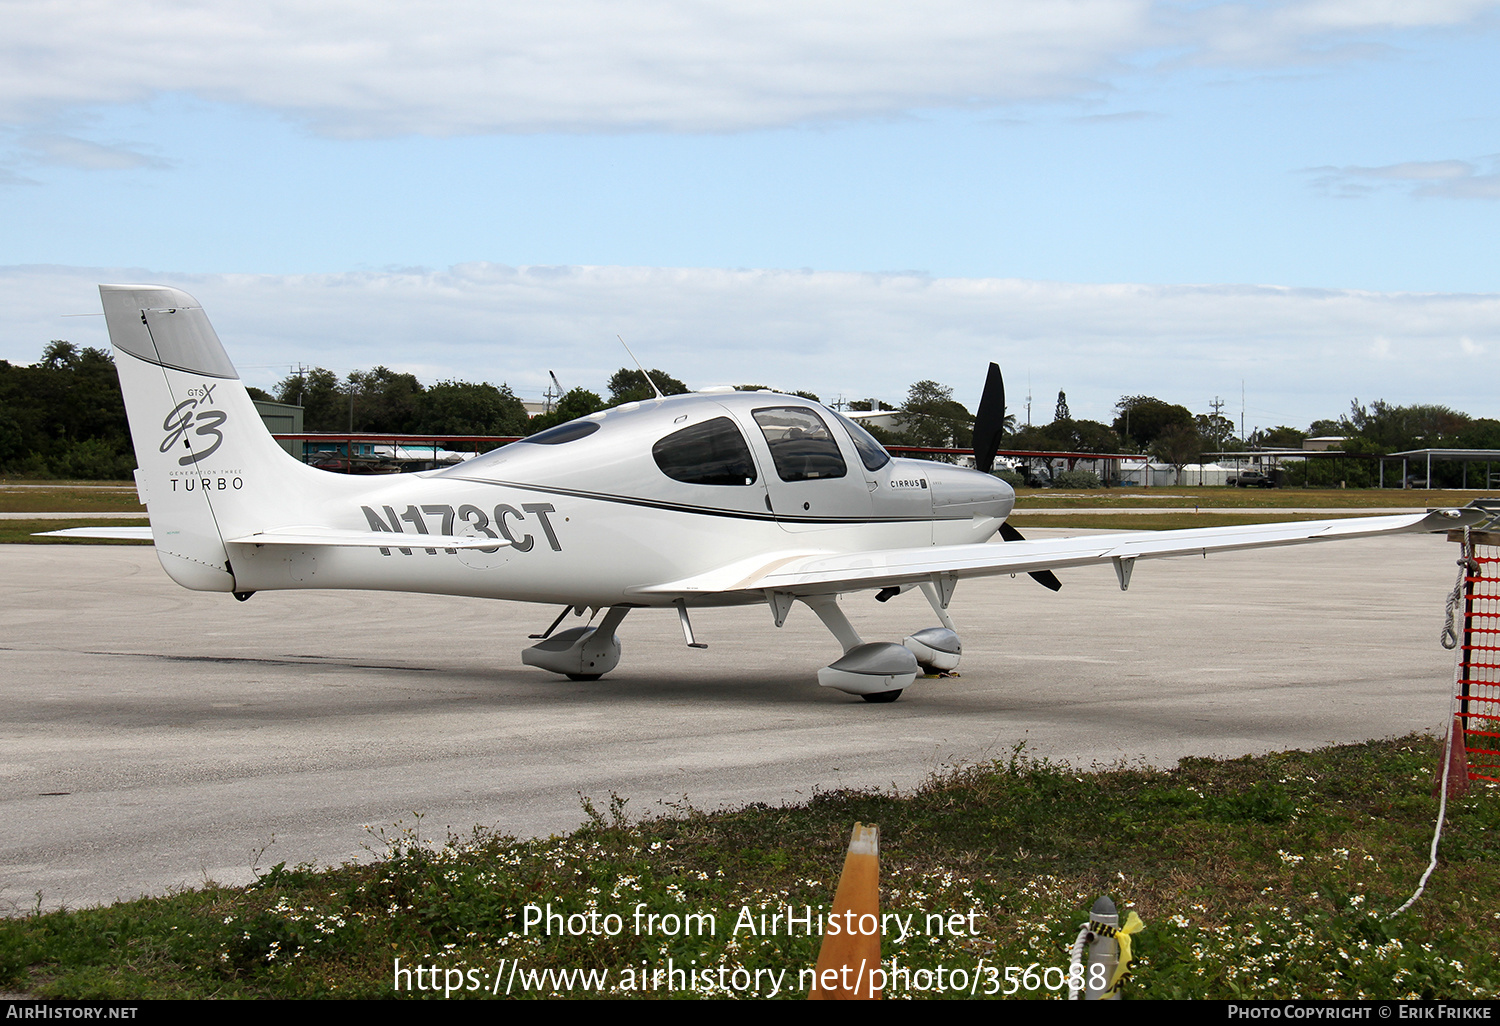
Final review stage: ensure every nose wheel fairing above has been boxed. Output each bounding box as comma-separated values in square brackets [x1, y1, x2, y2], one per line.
[902, 626, 961, 672]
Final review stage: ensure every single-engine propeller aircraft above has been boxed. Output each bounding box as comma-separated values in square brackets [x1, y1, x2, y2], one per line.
[52, 284, 1486, 702]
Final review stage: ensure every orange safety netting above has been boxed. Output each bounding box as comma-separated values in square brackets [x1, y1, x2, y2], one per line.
[1457, 548, 1500, 782]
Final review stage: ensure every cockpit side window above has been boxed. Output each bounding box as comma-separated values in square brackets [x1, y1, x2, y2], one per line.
[520, 421, 600, 445]
[834, 412, 892, 471]
[652, 417, 758, 486]
[439, 418, 599, 476]
[751, 407, 847, 482]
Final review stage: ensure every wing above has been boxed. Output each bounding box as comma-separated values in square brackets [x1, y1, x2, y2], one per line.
[631, 509, 1484, 600]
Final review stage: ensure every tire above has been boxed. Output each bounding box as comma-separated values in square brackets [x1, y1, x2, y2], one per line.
[566, 673, 603, 681]
[861, 689, 903, 703]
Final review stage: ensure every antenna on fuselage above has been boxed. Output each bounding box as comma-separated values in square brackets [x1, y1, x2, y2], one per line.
[618, 335, 665, 399]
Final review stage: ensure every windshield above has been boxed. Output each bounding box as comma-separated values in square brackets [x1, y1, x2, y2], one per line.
[834, 412, 891, 471]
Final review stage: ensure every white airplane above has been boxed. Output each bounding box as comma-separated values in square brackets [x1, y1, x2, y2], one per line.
[50, 284, 1485, 702]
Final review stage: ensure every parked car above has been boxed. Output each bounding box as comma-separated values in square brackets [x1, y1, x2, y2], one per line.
[1227, 469, 1275, 488]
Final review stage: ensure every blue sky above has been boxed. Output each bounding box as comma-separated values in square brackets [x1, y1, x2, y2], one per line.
[3, 1, 1499, 429]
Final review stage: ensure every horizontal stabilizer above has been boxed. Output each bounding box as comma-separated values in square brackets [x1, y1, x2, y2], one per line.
[34, 527, 154, 542]
[224, 527, 513, 549]
[36, 526, 515, 549]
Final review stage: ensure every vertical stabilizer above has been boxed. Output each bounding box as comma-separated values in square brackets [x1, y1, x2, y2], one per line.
[101, 284, 332, 591]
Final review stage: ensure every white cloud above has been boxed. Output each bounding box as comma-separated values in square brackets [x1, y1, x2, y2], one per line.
[20, 134, 169, 170]
[1424, 174, 1500, 199]
[1, 1, 1496, 136]
[1068, 110, 1161, 124]
[7, 263, 1500, 426]
[1170, 0, 1499, 65]
[1357, 160, 1472, 180]
[1307, 156, 1500, 199]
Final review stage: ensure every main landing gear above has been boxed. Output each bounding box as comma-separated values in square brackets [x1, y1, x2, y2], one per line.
[520, 584, 963, 703]
[521, 606, 630, 680]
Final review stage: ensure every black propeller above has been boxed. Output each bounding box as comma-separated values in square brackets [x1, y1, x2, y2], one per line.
[973, 360, 1060, 590]
[971, 361, 1006, 475]
[998, 521, 1063, 592]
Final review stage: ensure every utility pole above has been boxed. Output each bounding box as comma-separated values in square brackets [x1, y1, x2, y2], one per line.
[545, 371, 564, 415]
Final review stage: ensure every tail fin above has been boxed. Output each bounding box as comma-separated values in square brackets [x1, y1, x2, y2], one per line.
[102, 284, 332, 591]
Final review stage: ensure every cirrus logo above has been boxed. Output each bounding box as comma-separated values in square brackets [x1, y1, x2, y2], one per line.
[160, 384, 226, 466]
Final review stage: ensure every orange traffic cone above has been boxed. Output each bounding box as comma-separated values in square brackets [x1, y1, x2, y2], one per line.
[809, 822, 881, 1000]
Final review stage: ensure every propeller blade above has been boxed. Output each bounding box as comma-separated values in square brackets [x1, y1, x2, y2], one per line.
[998, 521, 1063, 591]
[971, 361, 1006, 474]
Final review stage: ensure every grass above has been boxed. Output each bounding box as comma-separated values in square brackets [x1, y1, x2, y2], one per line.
[1004, 486, 1498, 530]
[6, 481, 1492, 545]
[1010, 486, 1499, 510]
[4, 480, 1490, 517]
[0, 480, 139, 514]
[0, 518, 149, 545]
[0, 480, 146, 544]
[1008, 513, 1347, 531]
[2, 735, 1496, 1000]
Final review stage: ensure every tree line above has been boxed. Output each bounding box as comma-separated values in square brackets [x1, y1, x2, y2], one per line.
[268, 364, 701, 435]
[986, 390, 1500, 487]
[0, 342, 136, 479]
[0, 345, 706, 479]
[845, 384, 1500, 488]
[3, 339, 1496, 486]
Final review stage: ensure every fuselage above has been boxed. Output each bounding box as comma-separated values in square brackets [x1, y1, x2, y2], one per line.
[225, 390, 1015, 607]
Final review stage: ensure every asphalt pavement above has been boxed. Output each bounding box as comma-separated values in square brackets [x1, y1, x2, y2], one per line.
[0, 529, 1466, 912]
